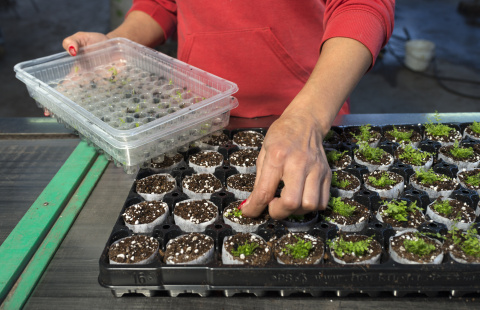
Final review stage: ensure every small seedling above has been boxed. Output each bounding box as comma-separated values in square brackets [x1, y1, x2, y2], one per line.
[353, 124, 374, 142]
[288, 214, 305, 222]
[470, 121, 480, 134]
[328, 197, 356, 217]
[282, 236, 313, 259]
[227, 207, 243, 218]
[450, 227, 480, 258]
[331, 172, 351, 189]
[388, 126, 413, 142]
[326, 150, 348, 164]
[357, 142, 385, 162]
[449, 141, 474, 159]
[465, 171, 480, 187]
[329, 235, 373, 258]
[424, 111, 453, 137]
[382, 200, 420, 222]
[398, 144, 431, 166]
[416, 168, 451, 185]
[404, 234, 436, 256]
[231, 241, 259, 257]
[432, 199, 453, 216]
[368, 172, 397, 187]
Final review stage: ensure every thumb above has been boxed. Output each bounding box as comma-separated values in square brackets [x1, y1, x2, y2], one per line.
[62, 36, 79, 56]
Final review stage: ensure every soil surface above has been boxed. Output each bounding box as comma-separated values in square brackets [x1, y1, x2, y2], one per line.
[355, 148, 393, 166]
[377, 203, 426, 229]
[174, 199, 218, 224]
[384, 127, 422, 145]
[223, 201, 269, 226]
[327, 151, 352, 170]
[201, 132, 231, 146]
[424, 127, 462, 144]
[345, 128, 381, 144]
[123, 201, 167, 225]
[429, 198, 476, 223]
[439, 144, 480, 163]
[322, 198, 369, 226]
[189, 150, 223, 167]
[232, 131, 264, 148]
[226, 173, 256, 192]
[108, 235, 159, 264]
[151, 153, 184, 169]
[410, 172, 458, 192]
[330, 234, 382, 264]
[394, 146, 431, 166]
[164, 233, 214, 264]
[183, 173, 222, 193]
[457, 168, 480, 191]
[229, 149, 259, 168]
[331, 170, 360, 191]
[136, 174, 176, 194]
[364, 170, 404, 190]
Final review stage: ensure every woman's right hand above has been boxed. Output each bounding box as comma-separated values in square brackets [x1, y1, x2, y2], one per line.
[62, 32, 110, 56]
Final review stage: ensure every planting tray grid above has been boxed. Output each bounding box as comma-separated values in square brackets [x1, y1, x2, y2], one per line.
[14, 38, 238, 173]
[98, 123, 480, 298]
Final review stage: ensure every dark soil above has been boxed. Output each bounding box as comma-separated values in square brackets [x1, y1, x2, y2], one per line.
[322, 198, 369, 226]
[330, 234, 382, 264]
[164, 233, 214, 264]
[390, 231, 443, 263]
[429, 198, 476, 223]
[202, 132, 231, 146]
[223, 232, 271, 266]
[108, 235, 159, 264]
[364, 170, 403, 190]
[136, 174, 176, 194]
[323, 130, 343, 147]
[229, 149, 259, 168]
[188, 150, 223, 167]
[227, 173, 256, 192]
[123, 201, 167, 225]
[223, 201, 270, 225]
[151, 153, 184, 169]
[274, 232, 324, 265]
[444, 233, 480, 263]
[232, 131, 264, 148]
[457, 169, 480, 191]
[174, 199, 218, 224]
[331, 170, 360, 190]
[377, 203, 425, 229]
[183, 173, 223, 193]
[345, 128, 381, 144]
[328, 152, 352, 170]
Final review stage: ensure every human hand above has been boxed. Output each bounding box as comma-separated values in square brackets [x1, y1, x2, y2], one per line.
[62, 32, 110, 56]
[240, 112, 331, 219]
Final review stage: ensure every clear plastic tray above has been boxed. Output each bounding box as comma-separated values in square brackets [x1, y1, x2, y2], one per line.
[14, 38, 239, 173]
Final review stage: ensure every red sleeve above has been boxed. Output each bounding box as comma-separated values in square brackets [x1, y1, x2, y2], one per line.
[321, 0, 395, 67]
[127, 0, 177, 41]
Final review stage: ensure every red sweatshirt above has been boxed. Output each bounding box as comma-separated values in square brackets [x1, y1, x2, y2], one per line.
[128, 0, 394, 118]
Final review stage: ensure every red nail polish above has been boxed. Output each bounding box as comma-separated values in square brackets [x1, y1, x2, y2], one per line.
[238, 199, 247, 209]
[69, 46, 76, 56]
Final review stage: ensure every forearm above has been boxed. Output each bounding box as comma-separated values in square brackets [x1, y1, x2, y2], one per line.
[107, 11, 166, 47]
[283, 37, 372, 136]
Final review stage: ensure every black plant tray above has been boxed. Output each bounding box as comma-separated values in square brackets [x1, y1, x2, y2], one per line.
[98, 125, 480, 298]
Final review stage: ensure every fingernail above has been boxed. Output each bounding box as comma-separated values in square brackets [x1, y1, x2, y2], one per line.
[69, 46, 76, 56]
[238, 199, 248, 210]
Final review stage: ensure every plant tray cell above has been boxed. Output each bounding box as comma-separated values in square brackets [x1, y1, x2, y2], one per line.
[14, 38, 238, 173]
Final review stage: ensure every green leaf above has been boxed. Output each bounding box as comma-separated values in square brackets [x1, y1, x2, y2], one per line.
[368, 172, 397, 187]
[231, 241, 259, 257]
[328, 197, 356, 217]
[404, 235, 436, 256]
[282, 236, 313, 259]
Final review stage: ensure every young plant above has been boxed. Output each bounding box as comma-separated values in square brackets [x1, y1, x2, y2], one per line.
[432, 199, 453, 216]
[388, 126, 413, 142]
[368, 172, 397, 187]
[415, 168, 451, 185]
[227, 207, 243, 218]
[465, 171, 480, 187]
[331, 172, 350, 189]
[470, 121, 480, 134]
[382, 200, 421, 222]
[451, 227, 480, 258]
[357, 142, 386, 162]
[449, 141, 474, 159]
[231, 241, 259, 257]
[329, 235, 374, 258]
[353, 124, 374, 142]
[288, 214, 305, 222]
[328, 197, 356, 217]
[326, 150, 347, 164]
[398, 144, 431, 166]
[403, 234, 436, 256]
[424, 111, 453, 137]
[282, 236, 313, 259]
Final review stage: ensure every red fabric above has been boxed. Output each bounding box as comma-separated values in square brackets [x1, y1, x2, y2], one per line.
[129, 0, 394, 118]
